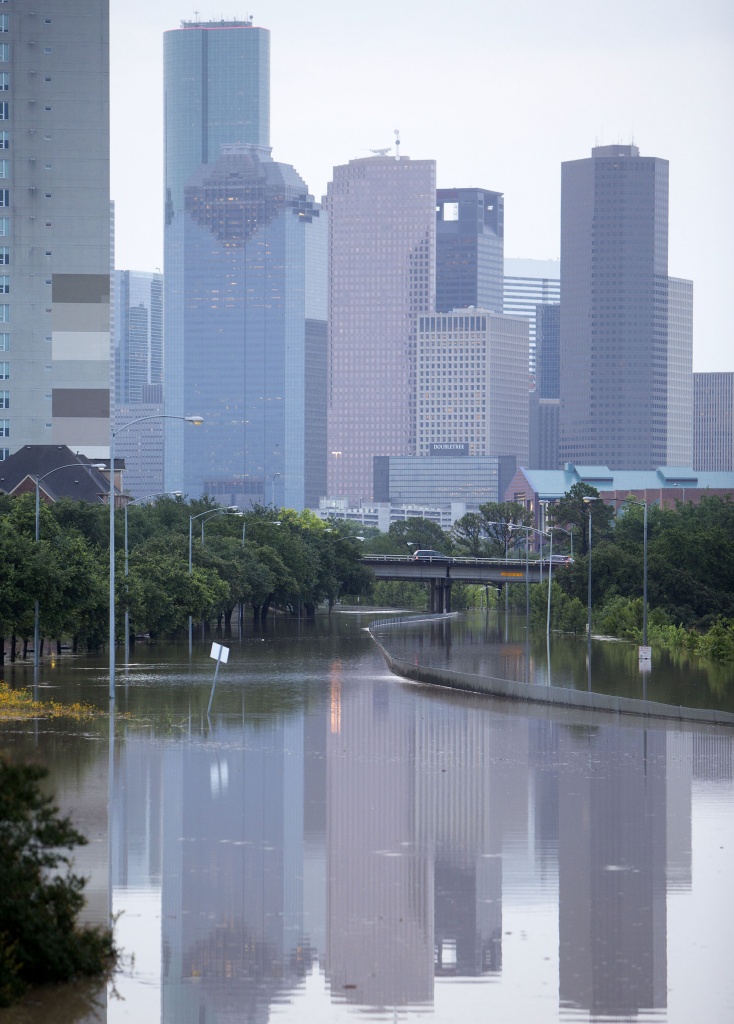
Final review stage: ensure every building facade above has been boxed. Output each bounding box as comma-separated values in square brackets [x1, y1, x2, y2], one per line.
[163, 18, 269, 494]
[436, 188, 504, 315]
[325, 155, 436, 504]
[163, 19, 325, 509]
[373, 453, 516, 510]
[667, 277, 693, 467]
[503, 258, 560, 377]
[416, 309, 528, 466]
[693, 372, 734, 471]
[1, 0, 110, 461]
[114, 271, 163, 407]
[559, 145, 671, 471]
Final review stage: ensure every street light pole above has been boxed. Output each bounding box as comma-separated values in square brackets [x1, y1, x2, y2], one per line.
[583, 496, 599, 642]
[110, 414, 203, 701]
[188, 506, 242, 650]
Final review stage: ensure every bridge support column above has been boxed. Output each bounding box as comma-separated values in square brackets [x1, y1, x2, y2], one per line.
[429, 579, 452, 613]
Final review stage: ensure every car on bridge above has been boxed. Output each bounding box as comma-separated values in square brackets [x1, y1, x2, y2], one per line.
[544, 554, 574, 566]
[412, 549, 454, 563]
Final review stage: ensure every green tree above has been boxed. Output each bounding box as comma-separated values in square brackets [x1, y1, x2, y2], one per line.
[477, 502, 532, 557]
[547, 483, 614, 554]
[0, 757, 116, 1006]
[451, 512, 486, 556]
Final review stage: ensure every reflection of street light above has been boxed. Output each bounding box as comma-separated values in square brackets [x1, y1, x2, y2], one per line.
[34, 460, 106, 667]
[544, 525, 574, 637]
[582, 496, 599, 642]
[110, 414, 203, 701]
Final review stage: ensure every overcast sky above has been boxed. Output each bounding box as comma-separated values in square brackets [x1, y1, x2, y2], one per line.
[111, 0, 734, 371]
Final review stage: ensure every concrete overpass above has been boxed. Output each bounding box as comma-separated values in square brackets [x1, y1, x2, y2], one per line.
[361, 555, 550, 613]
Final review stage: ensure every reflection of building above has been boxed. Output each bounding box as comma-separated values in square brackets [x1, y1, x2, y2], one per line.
[326, 671, 434, 1007]
[325, 155, 436, 504]
[161, 719, 307, 1023]
[3, 2, 110, 459]
[558, 724, 667, 1016]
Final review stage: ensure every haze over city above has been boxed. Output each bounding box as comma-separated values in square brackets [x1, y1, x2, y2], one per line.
[111, 0, 734, 371]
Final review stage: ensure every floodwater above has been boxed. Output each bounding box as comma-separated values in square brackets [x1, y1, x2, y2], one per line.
[0, 611, 732, 1023]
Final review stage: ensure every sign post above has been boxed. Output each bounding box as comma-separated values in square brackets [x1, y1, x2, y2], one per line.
[207, 642, 230, 716]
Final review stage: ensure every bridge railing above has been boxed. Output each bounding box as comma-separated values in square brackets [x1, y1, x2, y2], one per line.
[368, 611, 455, 632]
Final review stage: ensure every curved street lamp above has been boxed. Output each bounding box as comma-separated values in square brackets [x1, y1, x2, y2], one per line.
[34, 460, 105, 667]
[110, 414, 203, 701]
[188, 506, 241, 651]
[610, 495, 649, 647]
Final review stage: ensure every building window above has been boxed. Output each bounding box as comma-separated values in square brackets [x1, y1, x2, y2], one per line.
[0, 447, 7, 460]
[0, 190, 8, 207]
[0, 419, 8, 437]
[0, 361, 7, 378]
[0, 218, 7, 236]
[0, 45, 8, 62]
[0, 276, 8, 293]
[0, 103, 8, 121]
[0, 131, 8, 149]
[0, 305, 9, 323]
[0, 73, 7, 90]
[0, 160, 8, 178]
[0, 248, 7, 265]
[0, 17, 7, 33]
[0, 332, 7, 350]
[0, 390, 7, 409]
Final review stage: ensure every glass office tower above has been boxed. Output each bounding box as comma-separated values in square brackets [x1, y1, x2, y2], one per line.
[180, 147, 324, 509]
[163, 19, 269, 494]
[163, 19, 326, 508]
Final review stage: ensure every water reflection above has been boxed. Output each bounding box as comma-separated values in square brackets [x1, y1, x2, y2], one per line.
[0, 613, 732, 1022]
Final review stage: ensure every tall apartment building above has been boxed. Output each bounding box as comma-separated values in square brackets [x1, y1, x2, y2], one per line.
[163, 19, 325, 508]
[325, 155, 436, 504]
[114, 271, 162, 406]
[436, 188, 504, 315]
[1, 1, 110, 461]
[693, 372, 734, 471]
[503, 258, 560, 377]
[559, 145, 674, 470]
[416, 309, 528, 465]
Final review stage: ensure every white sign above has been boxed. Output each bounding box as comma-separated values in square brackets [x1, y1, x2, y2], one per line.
[638, 645, 652, 666]
[210, 643, 230, 664]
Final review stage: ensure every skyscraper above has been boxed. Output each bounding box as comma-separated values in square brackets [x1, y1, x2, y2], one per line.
[163, 19, 326, 508]
[325, 155, 436, 504]
[114, 271, 163, 407]
[1, 1, 110, 461]
[436, 188, 504, 315]
[693, 372, 734, 471]
[559, 145, 671, 470]
[667, 277, 693, 467]
[163, 18, 269, 493]
[503, 258, 560, 377]
[179, 147, 325, 509]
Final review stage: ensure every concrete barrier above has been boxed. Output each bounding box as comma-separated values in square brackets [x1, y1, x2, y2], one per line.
[368, 621, 734, 728]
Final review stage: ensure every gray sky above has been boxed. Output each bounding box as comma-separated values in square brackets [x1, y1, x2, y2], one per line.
[112, 0, 734, 371]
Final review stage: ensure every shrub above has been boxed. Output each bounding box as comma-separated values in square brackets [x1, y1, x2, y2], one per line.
[0, 757, 117, 1006]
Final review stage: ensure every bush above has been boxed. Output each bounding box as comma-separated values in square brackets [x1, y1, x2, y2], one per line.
[0, 757, 117, 1006]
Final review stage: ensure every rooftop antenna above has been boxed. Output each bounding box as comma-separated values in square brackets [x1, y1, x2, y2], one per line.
[394, 128, 401, 161]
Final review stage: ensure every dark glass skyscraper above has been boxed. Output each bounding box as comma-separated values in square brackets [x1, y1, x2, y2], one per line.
[436, 189, 504, 315]
[559, 145, 670, 470]
[163, 19, 325, 507]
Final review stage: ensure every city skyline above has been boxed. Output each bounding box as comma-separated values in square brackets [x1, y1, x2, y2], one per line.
[111, 0, 734, 373]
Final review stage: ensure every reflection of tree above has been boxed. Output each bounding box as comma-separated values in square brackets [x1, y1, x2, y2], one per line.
[179, 920, 314, 1018]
